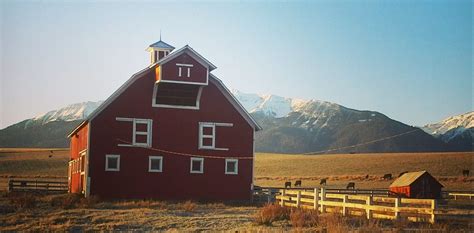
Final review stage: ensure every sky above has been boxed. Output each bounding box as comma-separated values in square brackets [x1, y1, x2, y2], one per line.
[0, 0, 472, 129]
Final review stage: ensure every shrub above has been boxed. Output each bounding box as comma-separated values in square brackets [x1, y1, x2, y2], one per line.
[9, 193, 37, 209]
[180, 200, 197, 212]
[254, 203, 289, 226]
[289, 208, 319, 228]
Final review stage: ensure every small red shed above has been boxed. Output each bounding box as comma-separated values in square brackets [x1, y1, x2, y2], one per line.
[67, 39, 262, 200]
[389, 171, 443, 199]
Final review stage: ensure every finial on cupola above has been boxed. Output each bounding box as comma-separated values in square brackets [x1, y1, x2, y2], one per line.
[146, 34, 175, 64]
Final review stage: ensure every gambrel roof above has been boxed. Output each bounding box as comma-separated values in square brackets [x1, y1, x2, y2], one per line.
[68, 45, 260, 137]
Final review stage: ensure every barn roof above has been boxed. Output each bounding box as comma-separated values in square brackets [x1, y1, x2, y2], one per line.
[154, 45, 217, 71]
[68, 45, 259, 137]
[148, 40, 175, 50]
[389, 171, 443, 188]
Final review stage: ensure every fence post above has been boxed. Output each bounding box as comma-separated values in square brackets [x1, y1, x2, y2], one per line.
[7, 179, 12, 192]
[430, 199, 437, 224]
[321, 188, 326, 213]
[394, 197, 401, 221]
[342, 195, 348, 216]
[296, 191, 301, 208]
[366, 196, 372, 220]
[280, 189, 286, 207]
[314, 188, 319, 212]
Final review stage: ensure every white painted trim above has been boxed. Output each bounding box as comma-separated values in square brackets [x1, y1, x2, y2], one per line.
[151, 84, 204, 110]
[156, 79, 208, 86]
[190, 157, 204, 174]
[176, 63, 194, 67]
[105, 154, 120, 172]
[209, 74, 262, 131]
[251, 130, 255, 190]
[198, 122, 233, 150]
[148, 156, 163, 172]
[225, 159, 239, 175]
[178, 67, 182, 77]
[116, 117, 153, 147]
[187, 67, 191, 78]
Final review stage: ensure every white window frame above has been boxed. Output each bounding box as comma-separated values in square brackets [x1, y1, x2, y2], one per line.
[176, 63, 193, 78]
[190, 157, 204, 174]
[105, 154, 120, 172]
[116, 117, 153, 147]
[198, 122, 233, 150]
[225, 159, 238, 175]
[148, 156, 163, 172]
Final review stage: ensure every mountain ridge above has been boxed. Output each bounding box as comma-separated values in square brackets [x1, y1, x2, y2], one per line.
[0, 91, 471, 152]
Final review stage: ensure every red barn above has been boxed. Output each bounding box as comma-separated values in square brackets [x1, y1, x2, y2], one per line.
[389, 171, 443, 199]
[67, 40, 261, 200]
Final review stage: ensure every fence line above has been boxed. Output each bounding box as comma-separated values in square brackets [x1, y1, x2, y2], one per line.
[276, 188, 437, 223]
[8, 179, 68, 193]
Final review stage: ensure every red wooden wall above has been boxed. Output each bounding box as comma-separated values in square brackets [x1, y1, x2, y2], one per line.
[87, 68, 254, 200]
[69, 123, 88, 194]
[160, 53, 208, 84]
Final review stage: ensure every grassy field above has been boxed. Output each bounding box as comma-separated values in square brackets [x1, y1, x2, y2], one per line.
[0, 149, 473, 191]
[0, 149, 473, 231]
[254, 152, 474, 190]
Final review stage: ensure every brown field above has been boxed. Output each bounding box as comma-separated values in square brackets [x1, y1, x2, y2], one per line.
[254, 152, 474, 191]
[0, 149, 473, 231]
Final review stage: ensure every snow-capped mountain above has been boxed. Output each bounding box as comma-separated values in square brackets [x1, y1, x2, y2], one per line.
[0, 91, 469, 152]
[29, 101, 103, 126]
[422, 111, 474, 139]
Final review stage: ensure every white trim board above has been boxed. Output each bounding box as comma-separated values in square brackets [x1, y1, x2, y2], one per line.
[148, 156, 163, 172]
[105, 154, 120, 172]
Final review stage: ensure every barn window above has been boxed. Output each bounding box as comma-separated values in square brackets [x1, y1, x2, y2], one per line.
[190, 157, 204, 174]
[225, 159, 238, 175]
[176, 63, 193, 77]
[152, 83, 202, 109]
[198, 122, 233, 150]
[116, 118, 153, 147]
[148, 156, 163, 172]
[105, 154, 120, 172]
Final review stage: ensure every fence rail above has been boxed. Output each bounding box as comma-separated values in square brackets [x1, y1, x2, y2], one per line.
[448, 192, 474, 200]
[276, 188, 437, 223]
[7, 179, 68, 193]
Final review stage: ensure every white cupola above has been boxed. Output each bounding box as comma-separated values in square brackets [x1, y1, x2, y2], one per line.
[146, 38, 175, 64]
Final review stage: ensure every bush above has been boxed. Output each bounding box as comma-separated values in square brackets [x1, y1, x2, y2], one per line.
[9, 193, 37, 209]
[254, 203, 289, 226]
[180, 200, 197, 212]
[289, 208, 319, 228]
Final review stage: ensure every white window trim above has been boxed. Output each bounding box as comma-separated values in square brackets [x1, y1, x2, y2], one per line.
[116, 117, 153, 147]
[176, 63, 193, 78]
[148, 156, 163, 172]
[105, 154, 120, 172]
[225, 159, 238, 175]
[190, 157, 204, 174]
[198, 122, 233, 150]
[151, 84, 203, 110]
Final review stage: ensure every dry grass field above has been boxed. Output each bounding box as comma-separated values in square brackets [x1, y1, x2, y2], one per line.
[254, 152, 474, 190]
[0, 149, 473, 231]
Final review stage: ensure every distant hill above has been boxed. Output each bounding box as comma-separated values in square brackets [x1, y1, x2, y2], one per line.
[0, 93, 470, 153]
[0, 101, 102, 148]
[422, 111, 473, 152]
[231, 91, 449, 154]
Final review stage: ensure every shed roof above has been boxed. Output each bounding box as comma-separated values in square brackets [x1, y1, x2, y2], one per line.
[389, 171, 443, 188]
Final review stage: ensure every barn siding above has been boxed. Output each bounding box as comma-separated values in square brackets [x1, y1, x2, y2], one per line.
[160, 53, 208, 84]
[88, 69, 254, 200]
[69, 123, 88, 194]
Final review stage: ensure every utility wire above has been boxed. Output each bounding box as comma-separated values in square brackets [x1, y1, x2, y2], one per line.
[117, 128, 421, 158]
